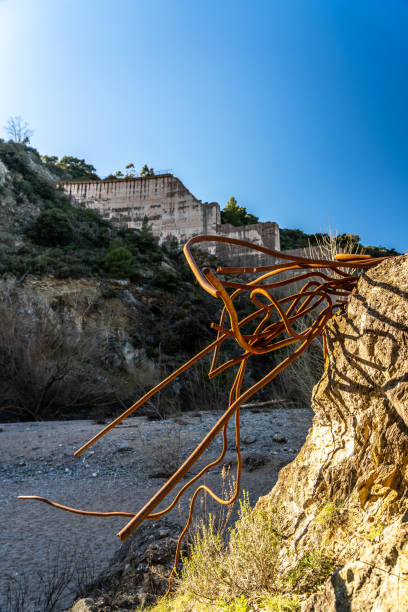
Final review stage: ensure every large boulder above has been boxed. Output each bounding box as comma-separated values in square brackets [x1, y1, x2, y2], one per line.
[258, 254, 408, 610]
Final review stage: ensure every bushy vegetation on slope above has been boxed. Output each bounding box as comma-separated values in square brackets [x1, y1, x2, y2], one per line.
[0, 140, 192, 280]
[0, 141, 227, 420]
[280, 227, 399, 257]
[0, 141, 397, 422]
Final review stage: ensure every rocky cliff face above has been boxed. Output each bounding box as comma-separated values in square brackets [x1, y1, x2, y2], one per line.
[258, 254, 408, 610]
[0, 269, 221, 421]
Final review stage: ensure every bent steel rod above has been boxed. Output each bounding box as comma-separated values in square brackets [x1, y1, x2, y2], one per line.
[117, 311, 329, 542]
[18, 234, 386, 590]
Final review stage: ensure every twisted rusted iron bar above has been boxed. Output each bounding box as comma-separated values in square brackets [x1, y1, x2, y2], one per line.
[18, 235, 385, 594]
[18, 496, 136, 517]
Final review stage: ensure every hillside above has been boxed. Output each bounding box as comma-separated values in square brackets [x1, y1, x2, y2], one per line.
[0, 141, 397, 424]
[0, 141, 225, 421]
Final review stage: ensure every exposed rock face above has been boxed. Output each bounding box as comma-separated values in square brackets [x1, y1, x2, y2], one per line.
[70, 519, 183, 611]
[257, 254, 408, 610]
[0, 271, 218, 421]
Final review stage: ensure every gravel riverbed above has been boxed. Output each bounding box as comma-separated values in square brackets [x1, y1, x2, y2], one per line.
[0, 407, 313, 610]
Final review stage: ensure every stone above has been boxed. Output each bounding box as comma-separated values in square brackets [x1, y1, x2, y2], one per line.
[256, 254, 408, 611]
[69, 598, 97, 612]
[272, 435, 287, 443]
[243, 453, 267, 472]
[115, 444, 132, 453]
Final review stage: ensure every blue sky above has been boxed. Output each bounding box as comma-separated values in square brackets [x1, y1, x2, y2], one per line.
[1, 0, 407, 251]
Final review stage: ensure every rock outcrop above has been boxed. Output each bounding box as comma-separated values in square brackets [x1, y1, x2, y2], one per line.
[258, 254, 408, 610]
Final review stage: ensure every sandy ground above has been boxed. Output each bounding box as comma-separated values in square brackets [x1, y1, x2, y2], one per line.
[0, 407, 313, 611]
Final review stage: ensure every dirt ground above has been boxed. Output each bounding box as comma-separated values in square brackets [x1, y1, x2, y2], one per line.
[0, 406, 313, 610]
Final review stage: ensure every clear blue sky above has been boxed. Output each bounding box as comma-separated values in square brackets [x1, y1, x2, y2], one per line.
[1, 0, 407, 251]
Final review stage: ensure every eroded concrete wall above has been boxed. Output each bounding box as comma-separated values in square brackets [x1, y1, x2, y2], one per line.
[58, 174, 220, 246]
[58, 175, 281, 261]
[214, 222, 280, 266]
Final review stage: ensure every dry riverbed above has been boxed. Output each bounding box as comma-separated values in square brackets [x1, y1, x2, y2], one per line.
[0, 407, 313, 611]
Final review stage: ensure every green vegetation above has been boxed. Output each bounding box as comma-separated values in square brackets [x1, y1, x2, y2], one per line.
[285, 550, 334, 594]
[104, 170, 124, 179]
[361, 517, 384, 541]
[27, 208, 74, 246]
[0, 140, 228, 422]
[104, 244, 134, 276]
[0, 140, 177, 279]
[221, 196, 259, 226]
[103, 163, 155, 180]
[316, 502, 343, 527]
[153, 493, 334, 611]
[38, 153, 100, 180]
[280, 227, 399, 257]
[0, 140, 399, 421]
[53, 155, 100, 180]
[140, 163, 155, 177]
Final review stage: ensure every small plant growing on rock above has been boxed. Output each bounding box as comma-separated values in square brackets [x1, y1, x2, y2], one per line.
[285, 550, 334, 595]
[316, 502, 344, 527]
[360, 516, 384, 541]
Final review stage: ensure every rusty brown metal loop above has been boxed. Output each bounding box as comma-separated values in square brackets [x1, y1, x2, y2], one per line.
[18, 235, 386, 594]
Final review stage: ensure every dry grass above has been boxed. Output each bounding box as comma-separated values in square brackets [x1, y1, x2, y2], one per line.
[3, 544, 97, 612]
[0, 285, 121, 421]
[140, 422, 183, 477]
[148, 492, 335, 611]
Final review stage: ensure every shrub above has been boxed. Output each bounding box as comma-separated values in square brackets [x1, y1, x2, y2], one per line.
[0, 289, 117, 420]
[161, 331, 181, 355]
[316, 502, 343, 527]
[27, 209, 74, 247]
[72, 207, 111, 247]
[34, 253, 54, 274]
[166, 317, 203, 353]
[54, 265, 71, 279]
[285, 551, 334, 594]
[0, 141, 28, 174]
[172, 494, 282, 607]
[104, 246, 133, 276]
[152, 269, 178, 290]
[157, 493, 335, 611]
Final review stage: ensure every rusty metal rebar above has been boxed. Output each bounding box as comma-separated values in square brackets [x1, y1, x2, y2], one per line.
[19, 235, 386, 593]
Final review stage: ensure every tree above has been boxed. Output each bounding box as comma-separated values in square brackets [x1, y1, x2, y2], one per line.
[0, 289, 117, 420]
[221, 196, 259, 226]
[56, 156, 100, 180]
[27, 209, 74, 247]
[125, 163, 136, 178]
[137, 215, 156, 250]
[104, 246, 133, 276]
[4, 116, 33, 144]
[140, 164, 155, 177]
[104, 171, 123, 180]
[40, 155, 58, 165]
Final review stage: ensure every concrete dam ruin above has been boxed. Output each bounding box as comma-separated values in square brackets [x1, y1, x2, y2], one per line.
[58, 174, 280, 265]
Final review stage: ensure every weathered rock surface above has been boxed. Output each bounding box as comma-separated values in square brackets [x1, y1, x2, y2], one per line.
[257, 254, 408, 610]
